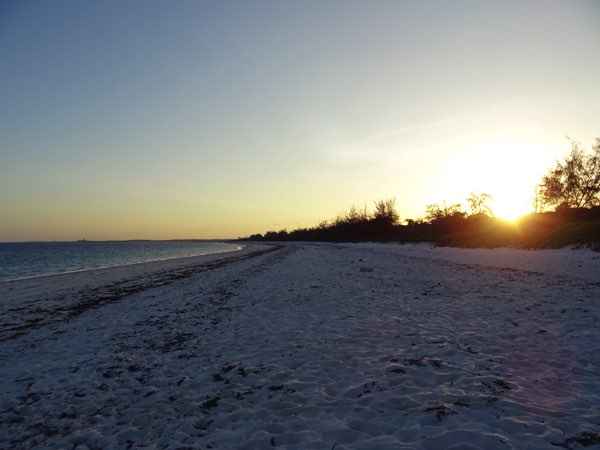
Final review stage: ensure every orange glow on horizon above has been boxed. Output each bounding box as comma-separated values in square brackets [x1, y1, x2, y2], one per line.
[491, 196, 532, 222]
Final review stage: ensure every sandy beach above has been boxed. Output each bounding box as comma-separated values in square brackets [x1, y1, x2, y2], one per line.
[1, 242, 599, 449]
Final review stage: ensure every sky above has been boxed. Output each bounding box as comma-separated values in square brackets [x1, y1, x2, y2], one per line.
[1, 0, 599, 241]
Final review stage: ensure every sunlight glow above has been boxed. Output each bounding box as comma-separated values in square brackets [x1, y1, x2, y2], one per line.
[492, 196, 532, 221]
[433, 136, 555, 222]
[1, 1, 597, 241]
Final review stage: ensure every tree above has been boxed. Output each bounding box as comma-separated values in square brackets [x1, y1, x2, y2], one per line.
[425, 202, 465, 223]
[372, 198, 400, 225]
[536, 138, 600, 210]
[466, 192, 493, 217]
[337, 205, 369, 225]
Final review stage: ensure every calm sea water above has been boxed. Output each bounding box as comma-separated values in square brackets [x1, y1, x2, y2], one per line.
[0, 241, 241, 282]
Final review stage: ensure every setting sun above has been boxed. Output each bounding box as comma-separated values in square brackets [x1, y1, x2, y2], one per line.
[491, 196, 531, 221]
[428, 136, 561, 223]
[0, 1, 597, 243]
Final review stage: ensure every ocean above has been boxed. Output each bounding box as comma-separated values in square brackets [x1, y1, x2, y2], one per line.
[0, 240, 241, 282]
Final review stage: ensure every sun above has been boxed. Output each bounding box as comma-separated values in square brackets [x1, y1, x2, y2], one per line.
[438, 137, 549, 222]
[491, 196, 531, 221]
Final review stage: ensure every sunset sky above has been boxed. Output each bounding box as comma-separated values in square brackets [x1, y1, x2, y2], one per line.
[1, 1, 599, 241]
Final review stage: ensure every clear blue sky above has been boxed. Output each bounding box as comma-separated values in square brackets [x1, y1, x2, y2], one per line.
[1, 1, 599, 240]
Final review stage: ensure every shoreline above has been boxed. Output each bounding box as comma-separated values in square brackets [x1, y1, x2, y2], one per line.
[0, 241, 245, 284]
[0, 243, 272, 295]
[0, 244, 245, 284]
[0, 243, 277, 341]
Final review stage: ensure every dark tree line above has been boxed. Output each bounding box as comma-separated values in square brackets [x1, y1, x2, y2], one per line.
[244, 138, 600, 248]
[248, 199, 403, 243]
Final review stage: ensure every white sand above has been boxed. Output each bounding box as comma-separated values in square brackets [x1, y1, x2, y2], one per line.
[1, 242, 599, 449]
